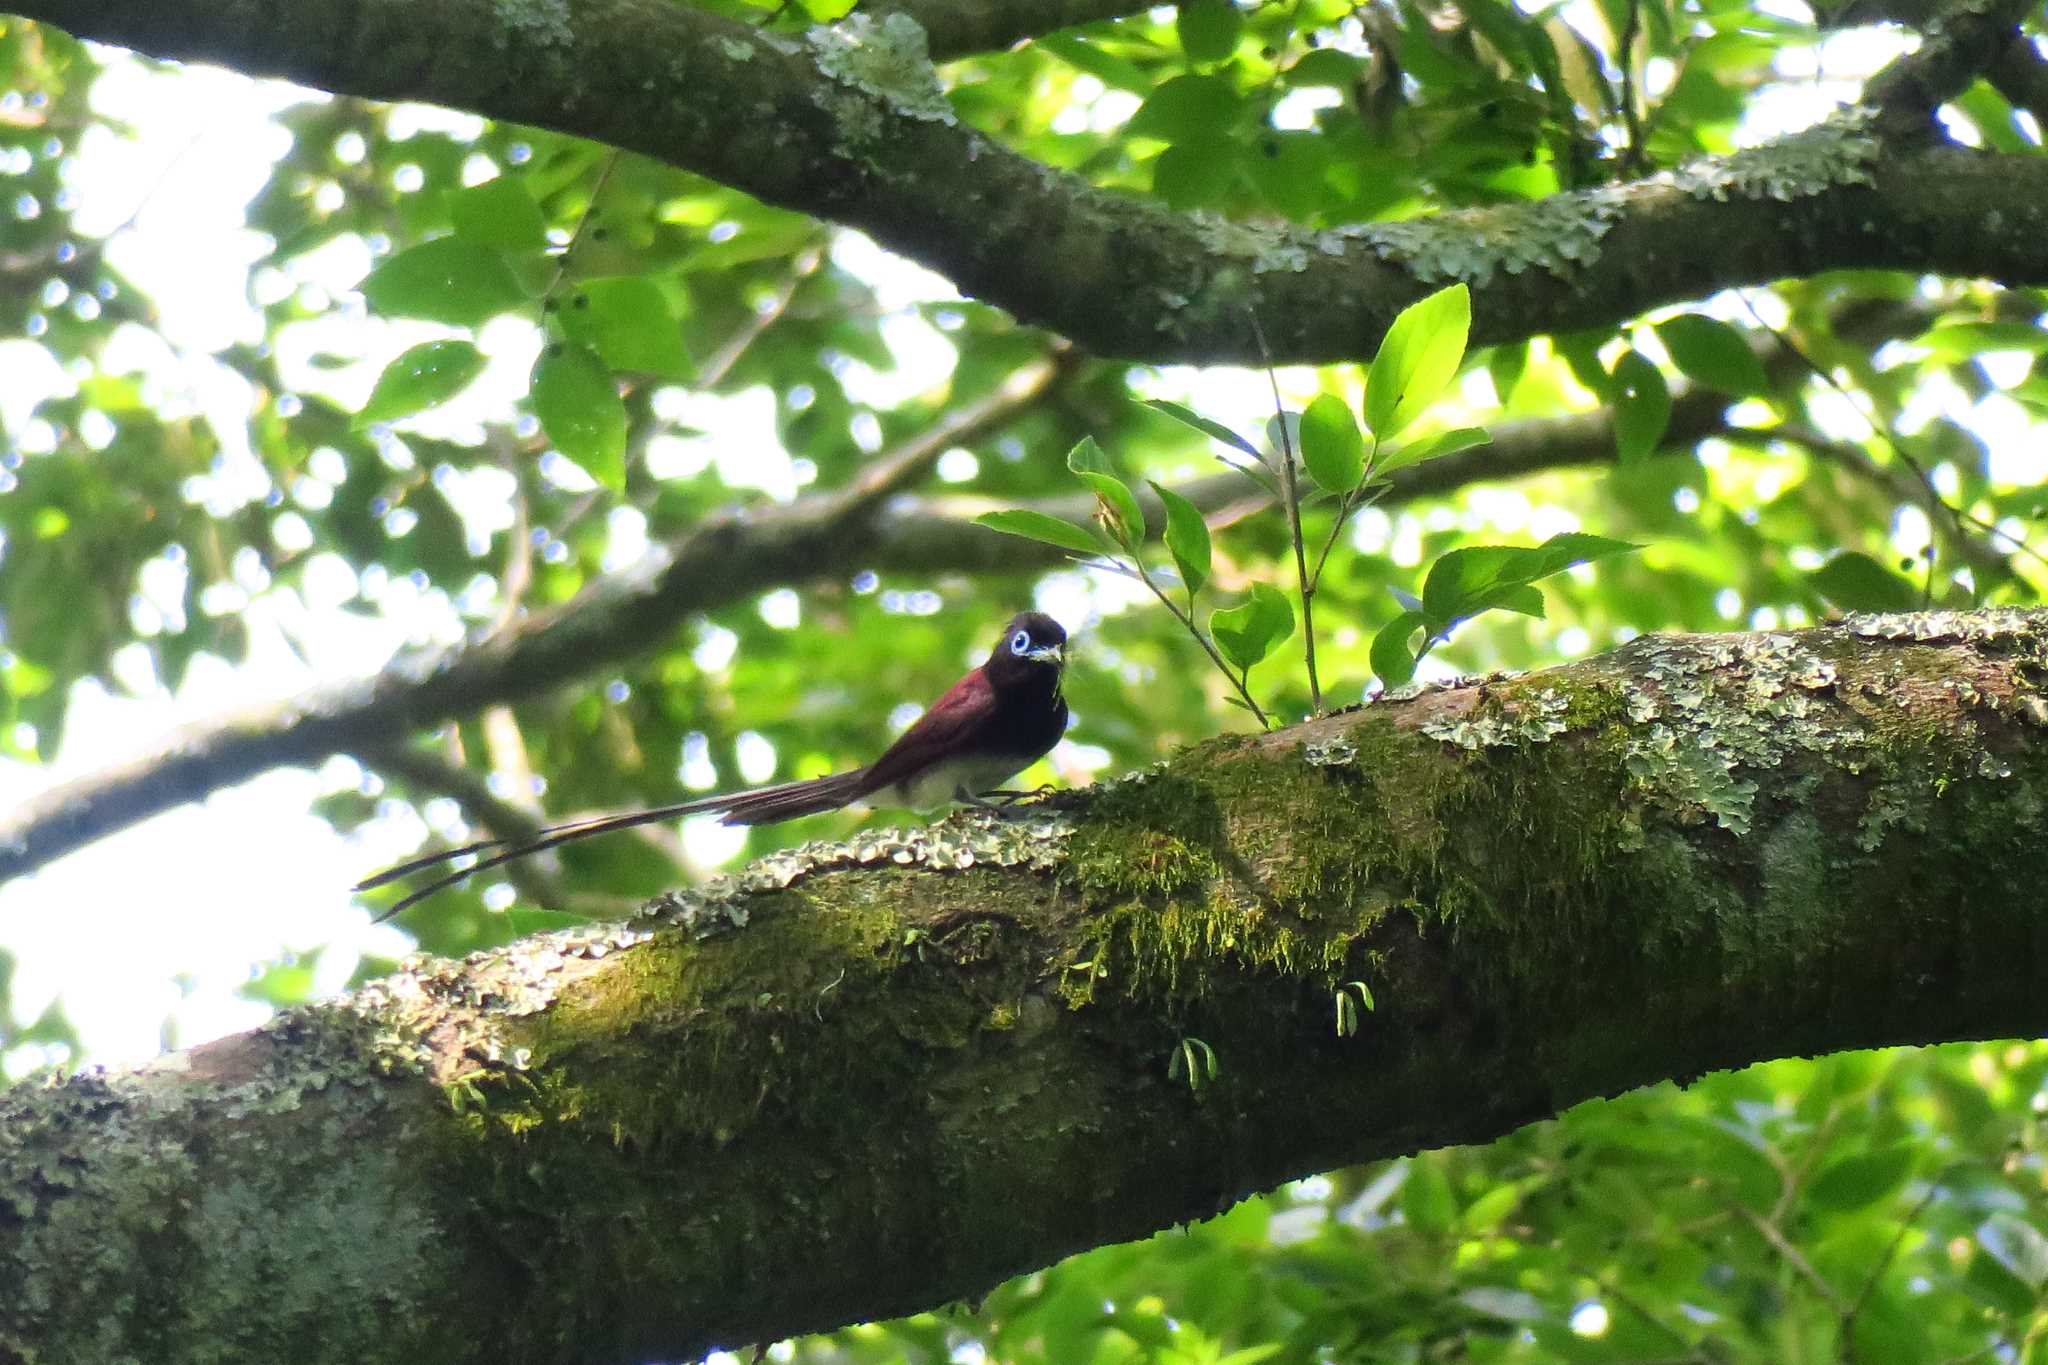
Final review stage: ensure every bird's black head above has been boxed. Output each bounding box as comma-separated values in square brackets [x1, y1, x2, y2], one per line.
[985, 610, 1067, 688]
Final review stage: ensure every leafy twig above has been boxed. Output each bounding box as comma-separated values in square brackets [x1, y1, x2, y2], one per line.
[1247, 308, 1324, 716]
[540, 148, 622, 320]
[1128, 552, 1272, 727]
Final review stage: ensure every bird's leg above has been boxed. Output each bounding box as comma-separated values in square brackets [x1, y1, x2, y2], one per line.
[978, 784, 1059, 808]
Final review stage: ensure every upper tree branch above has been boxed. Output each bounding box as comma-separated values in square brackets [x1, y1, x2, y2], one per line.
[6, 610, 2046, 1363]
[9, 0, 2046, 364]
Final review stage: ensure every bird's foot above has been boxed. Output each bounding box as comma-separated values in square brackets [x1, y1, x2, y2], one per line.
[973, 784, 1060, 815]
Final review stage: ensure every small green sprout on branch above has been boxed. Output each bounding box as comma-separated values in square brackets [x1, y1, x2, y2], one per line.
[1334, 980, 1375, 1039]
[1169, 1036, 1220, 1093]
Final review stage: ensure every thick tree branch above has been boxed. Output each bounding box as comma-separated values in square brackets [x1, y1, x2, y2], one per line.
[1863, 0, 2040, 125]
[6, 610, 2045, 1364]
[9, 0, 2046, 363]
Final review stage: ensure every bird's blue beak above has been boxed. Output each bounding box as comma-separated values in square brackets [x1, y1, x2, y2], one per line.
[1028, 643, 1064, 664]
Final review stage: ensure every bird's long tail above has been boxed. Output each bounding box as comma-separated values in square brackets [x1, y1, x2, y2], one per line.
[356, 770, 869, 921]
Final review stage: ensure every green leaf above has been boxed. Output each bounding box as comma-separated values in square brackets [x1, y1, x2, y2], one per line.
[446, 177, 548, 253]
[1809, 550, 1920, 612]
[973, 509, 1110, 558]
[1067, 437, 1144, 547]
[1400, 1157, 1457, 1236]
[1422, 532, 1637, 629]
[1372, 610, 1424, 687]
[1978, 1213, 2048, 1290]
[1373, 425, 1490, 478]
[531, 345, 628, 491]
[1367, 283, 1470, 440]
[1149, 480, 1211, 595]
[1656, 313, 1768, 395]
[1917, 320, 2048, 361]
[559, 277, 693, 380]
[1128, 74, 1240, 143]
[1210, 583, 1294, 674]
[1145, 399, 1263, 462]
[1299, 393, 1365, 493]
[359, 237, 527, 328]
[1037, 33, 1153, 92]
[1611, 348, 1672, 462]
[1805, 1144, 1915, 1213]
[1461, 1182, 1523, 1233]
[354, 340, 486, 429]
[1177, 0, 1243, 64]
[1152, 140, 1238, 211]
[1555, 327, 1616, 400]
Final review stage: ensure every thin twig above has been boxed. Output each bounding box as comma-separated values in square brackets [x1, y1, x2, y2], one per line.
[844, 345, 1075, 505]
[540, 149, 623, 319]
[1616, 0, 1647, 176]
[1246, 309, 1322, 716]
[695, 247, 824, 390]
[1840, 1173, 1946, 1359]
[1129, 555, 1272, 727]
[1734, 293, 2010, 596]
[1740, 1205, 1851, 1314]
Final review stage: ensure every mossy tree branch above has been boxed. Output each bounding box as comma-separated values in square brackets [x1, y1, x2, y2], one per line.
[8, 0, 2046, 364]
[6, 610, 2047, 1365]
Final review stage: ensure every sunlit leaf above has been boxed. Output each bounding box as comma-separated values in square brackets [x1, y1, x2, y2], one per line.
[531, 345, 627, 490]
[1810, 551, 1919, 612]
[1372, 610, 1424, 687]
[1367, 283, 1470, 440]
[1128, 74, 1239, 143]
[1149, 480, 1211, 595]
[1374, 426, 1490, 478]
[1656, 313, 1768, 395]
[559, 276, 693, 380]
[360, 237, 527, 327]
[1422, 533, 1637, 629]
[1068, 436, 1144, 547]
[354, 340, 486, 429]
[1611, 348, 1672, 462]
[1145, 400, 1263, 462]
[1299, 393, 1365, 493]
[446, 176, 548, 253]
[973, 510, 1107, 558]
[1210, 583, 1294, 673]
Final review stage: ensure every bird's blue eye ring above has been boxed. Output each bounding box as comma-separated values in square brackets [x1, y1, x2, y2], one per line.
[1010, 629, 1032, 655]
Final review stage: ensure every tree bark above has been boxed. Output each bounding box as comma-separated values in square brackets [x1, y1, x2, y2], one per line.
[5, 610, 2046, 1365]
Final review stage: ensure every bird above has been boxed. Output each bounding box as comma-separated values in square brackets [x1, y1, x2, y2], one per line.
[357, 610, 1070, 919]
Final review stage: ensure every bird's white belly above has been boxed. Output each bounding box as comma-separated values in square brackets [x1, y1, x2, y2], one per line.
[876, 753, 1032, 811]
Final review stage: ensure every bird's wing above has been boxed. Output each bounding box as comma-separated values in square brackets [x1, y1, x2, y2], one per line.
[855, 667, 1000, 797]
